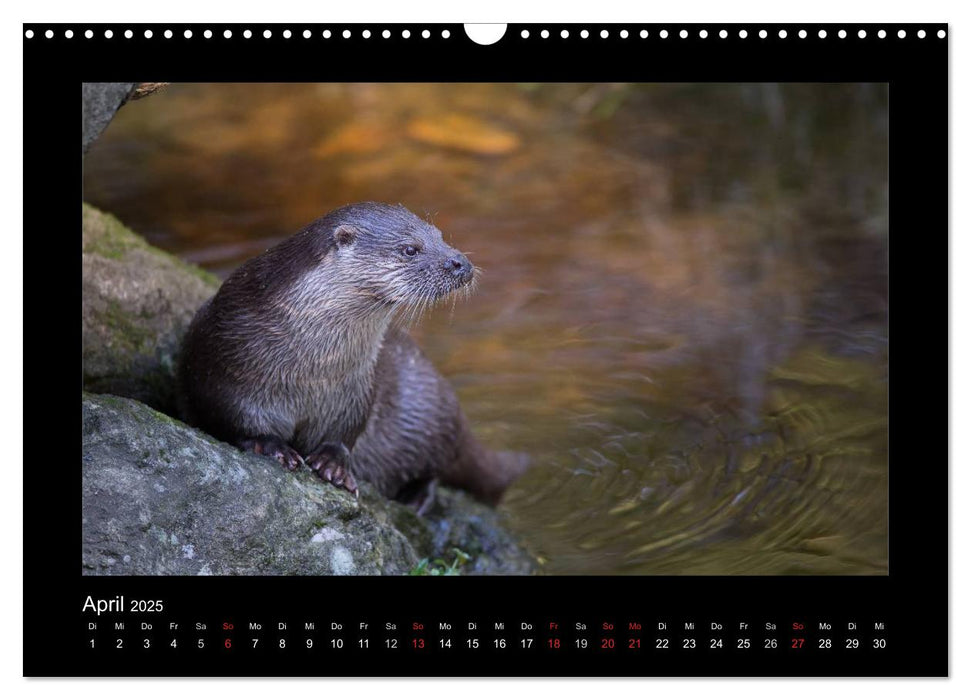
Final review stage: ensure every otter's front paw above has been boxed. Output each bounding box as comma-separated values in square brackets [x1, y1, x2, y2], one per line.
[239, 436, 305, 472]
[306, 443, 358, 497]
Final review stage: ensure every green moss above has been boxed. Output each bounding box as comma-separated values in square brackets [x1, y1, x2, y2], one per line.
[82, 203, 147, 259]
[408, 548, 471, 576]
[184, 263, 221, 287]
[82, 392, 188, 433]
[88, 393, 134, 411]
[145, 406, 186, 427]
[98, 298, 155, 355]
[82, 203, 220, 287]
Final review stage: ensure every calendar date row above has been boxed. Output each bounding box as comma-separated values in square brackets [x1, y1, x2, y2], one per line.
[89, 632, 887, 653]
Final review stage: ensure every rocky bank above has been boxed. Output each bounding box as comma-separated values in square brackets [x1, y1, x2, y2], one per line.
[80, 204, 535, 576]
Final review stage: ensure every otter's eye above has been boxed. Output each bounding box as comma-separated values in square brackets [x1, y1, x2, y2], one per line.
[402, 244, 419, 257]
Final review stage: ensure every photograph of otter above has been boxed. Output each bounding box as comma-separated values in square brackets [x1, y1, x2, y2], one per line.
[81, 82, 888, 577]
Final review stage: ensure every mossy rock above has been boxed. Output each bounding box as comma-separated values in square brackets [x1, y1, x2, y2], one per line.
[82, 393, 536, 576]
[82, 203, 219, 414]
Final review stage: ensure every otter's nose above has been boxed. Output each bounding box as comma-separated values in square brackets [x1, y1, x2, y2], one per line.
[444, 253, 473, 281]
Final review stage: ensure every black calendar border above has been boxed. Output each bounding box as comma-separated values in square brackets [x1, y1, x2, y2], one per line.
[23, 23, 948, 677]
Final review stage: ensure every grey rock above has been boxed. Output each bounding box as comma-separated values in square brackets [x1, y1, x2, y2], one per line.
[82, 394, 536, 576]
[81, 203, 219, 415]
[82, 83, 136, 153]
[422, 490, 536, 575]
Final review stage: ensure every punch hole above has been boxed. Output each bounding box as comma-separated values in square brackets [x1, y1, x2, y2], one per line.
[759, 30, 767, 39]
[243, 29, 252, 39]
[203, 30, 212, 39]
[581, 29, 589, 39]
[561, 30, 569, 39]
[464, 24, 506, 45]
[422, 30, 430, 39]
[520, 30, 529, 38]
[65, 29, 73, 38]
[838, 30, 847, 38]
[303, 30, 311, 38]
[620, 29, 629, 38]
[540, 29, 549, 39]
[778, 29, 787, 38]
[144, 29, 153, 39]
[45, 29, 53, 38]
[818, 30, 827, 39]
[878, 30, 886, 39]
[184, 30, 193, 39]
[938, 29, 946, 38]
[223, 30, 232, 39]
[917, 29, 926, 38]
[642, 30, 649, 38]
[85, 29, 94, 39]
[798, 30, 807, 39]
[342, 29, 351, 39]
[898, 29, 906, 38]
[105, 29, 113, 39]
[442, 29, 450, 39]
[699, 29, 707, 39]
[363, 29, 371, 39]
[858, 30, 866, 39]
[283, 29, 292, 39]
[738, 29, 748, 38]
[25, 29, 34, 38]
[383, 30, 391, 38]
[600, 30, 609, 39]
[126, 29, 134, 38]
[660, 30, 668, 39]
[679, 29, 688, 39]
[324, 29, 332, 38]
[264, 30, 272, 39]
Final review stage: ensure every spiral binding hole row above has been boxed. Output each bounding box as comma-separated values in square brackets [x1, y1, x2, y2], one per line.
[24, 27, 947, 41]
[25, 27, 457, 40]
[522, 27, 943, 40]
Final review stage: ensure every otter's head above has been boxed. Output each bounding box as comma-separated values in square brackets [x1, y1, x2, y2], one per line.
[326, 202, 476, 315]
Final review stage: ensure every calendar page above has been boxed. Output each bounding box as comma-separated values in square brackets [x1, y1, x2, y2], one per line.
[23, 21, 946, 677]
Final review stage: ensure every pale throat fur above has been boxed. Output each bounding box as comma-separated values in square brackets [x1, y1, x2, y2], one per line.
[223, 254, 397, 453]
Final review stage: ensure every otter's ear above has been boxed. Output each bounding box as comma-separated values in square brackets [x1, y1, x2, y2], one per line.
[334, 224, 361, 247]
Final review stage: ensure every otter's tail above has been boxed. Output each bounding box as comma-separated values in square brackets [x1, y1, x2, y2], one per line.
[443, 425, 530, 506]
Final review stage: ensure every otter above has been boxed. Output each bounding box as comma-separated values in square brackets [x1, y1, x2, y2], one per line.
[178, 202, 526, 510]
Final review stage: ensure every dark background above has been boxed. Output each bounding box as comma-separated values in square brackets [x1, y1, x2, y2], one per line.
[24, 23, 947, 676]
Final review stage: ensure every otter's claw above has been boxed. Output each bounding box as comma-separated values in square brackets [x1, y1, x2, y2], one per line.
[239, 436, 305, 472]
[307, 442, 358, 497]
